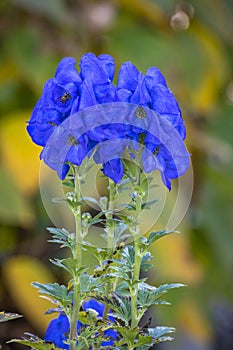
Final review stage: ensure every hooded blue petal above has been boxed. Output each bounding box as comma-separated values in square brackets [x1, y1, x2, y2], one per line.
[117, 62, 139, 91]
[102, 159, 124, 184]
[44, 313, 70, 349]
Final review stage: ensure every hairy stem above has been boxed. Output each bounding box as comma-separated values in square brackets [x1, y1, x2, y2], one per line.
[70, 166, 82, 350]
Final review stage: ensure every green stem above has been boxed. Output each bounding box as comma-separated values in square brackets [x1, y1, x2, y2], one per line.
[104, 179, 116, 320]
[70, 166, 82, 350]
[131, 190, 142, 329]
[107, 179, 115, 250]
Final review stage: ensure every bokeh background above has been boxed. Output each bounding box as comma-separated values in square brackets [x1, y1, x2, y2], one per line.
[0, 0, 233, 349]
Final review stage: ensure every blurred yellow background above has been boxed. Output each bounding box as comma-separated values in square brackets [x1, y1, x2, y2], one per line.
[0, 1, 232, 349]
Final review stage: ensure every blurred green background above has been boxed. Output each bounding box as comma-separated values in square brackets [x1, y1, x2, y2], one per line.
[0, 0, 232, 349]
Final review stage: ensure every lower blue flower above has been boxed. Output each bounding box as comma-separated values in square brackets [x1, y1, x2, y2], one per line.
[45, 299, 117, 349]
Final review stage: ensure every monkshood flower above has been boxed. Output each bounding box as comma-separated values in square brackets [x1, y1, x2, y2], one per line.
[45, 299, 117, 349]
[41, 103, 190, 190]
[27, 52, 189, 189]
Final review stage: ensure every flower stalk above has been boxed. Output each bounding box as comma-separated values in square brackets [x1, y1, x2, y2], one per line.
[70, 166, 82, 350]
[131, 190, 143, 329]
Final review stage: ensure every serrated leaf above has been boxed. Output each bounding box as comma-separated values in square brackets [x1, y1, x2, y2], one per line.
[141, 199, 158, 210]
[80, 273, 105, 294]
[115, 326, 139, 346]
[83, 196, 101, 208]
[47, 227, 74, 250]
[137, 282, 183, 312]
[82, 242, 109, 263]
[0, 311, 22, 322]
[147, 230, 178, 245]
[135, 334, 153, 347]
[9, 333, 62, 349]
[96, 293, 131, 325]
[141, 252, 152, 271]
[32, 282, 72, 308]
[148, 326, 175, 342]
[50, 258, 89, 277]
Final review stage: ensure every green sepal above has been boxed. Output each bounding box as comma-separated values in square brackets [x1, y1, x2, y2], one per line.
[0, 311, 22, 322]
[32, 282, 72, 308]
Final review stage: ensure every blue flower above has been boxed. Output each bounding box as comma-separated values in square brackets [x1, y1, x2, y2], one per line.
[27, 53, 190, 189]
[27, 57, 81, 146]
[44, 299, 117, 349]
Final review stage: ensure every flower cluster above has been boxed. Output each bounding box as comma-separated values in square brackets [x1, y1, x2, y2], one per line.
[45, 299, 117, 349]
[27, 53, 189, 189]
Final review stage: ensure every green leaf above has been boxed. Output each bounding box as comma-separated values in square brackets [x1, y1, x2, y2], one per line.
[96, 293, 131, 325]
[32, 282, 72, 308]
[80, 273, 105, 294]
[135, 334, 153, 347]
[115, 326, 139, 347]
[147, 230, 178, 245]
[0, 311, 22, 322]
[141, 199, 158, 210]
[141, 252, 153, 271]
[147, 326, 175, 343]
[47, 227, 74, 250]
[9, 333, 62, 349]
[137, 282, 184, 313]
[82, 242, 109, 264]
[50, 258, 89, 277]
[62, 179, 74, 189]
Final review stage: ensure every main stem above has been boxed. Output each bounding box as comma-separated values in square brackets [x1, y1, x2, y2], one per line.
[104, 179, 115, 320]
[131, 192, 142, 329]
[70, 167, 82, 350]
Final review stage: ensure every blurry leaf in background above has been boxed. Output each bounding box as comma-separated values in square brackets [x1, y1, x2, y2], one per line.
[2, 255, 56, 333]
[10, 0, 67, 24]
[178, 298, 212, 343]
[152, 232, 203, 284]
[0, 166, 34, 227]
[1, 111, 41, 194]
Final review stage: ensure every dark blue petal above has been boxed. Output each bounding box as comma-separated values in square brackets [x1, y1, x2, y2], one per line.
[45, 313, 70, 349]
[27, 106, 64, 146]
[55, 57, 82, 87]
[79, 78, 97, 110]
[117, 88, 132, 102]
[130, 72, 152, 106]
[94, 82, 118, 104]
[83, 299, 105, 317]
[145, 67, 167, 90]
[98, 54, 115, 81]
[80, 53, 110, 83]
[102, 159, 124, 184]
[117, 62, 139, 91]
